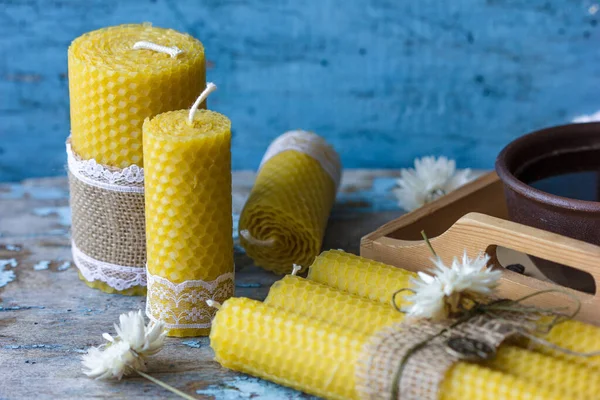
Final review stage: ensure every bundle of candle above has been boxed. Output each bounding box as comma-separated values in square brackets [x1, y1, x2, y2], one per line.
[210, 250, 600, 399]
[238, 130, 341, 274]
[67, 23, 206, 295]
[143, 89, 234, 337]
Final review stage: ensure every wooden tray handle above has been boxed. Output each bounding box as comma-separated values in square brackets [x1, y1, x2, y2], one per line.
[367, 212, 600, 324]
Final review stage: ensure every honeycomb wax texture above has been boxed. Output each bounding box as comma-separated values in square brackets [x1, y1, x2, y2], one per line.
[144, 109, 234, 337]
[239, 132, 339, 275]
[210, 297, 573, 400]
[264, 275, 404, 336]
[265, 275, 599, 399]
[69, 23, 206, 167]
[308, 250, 600, 372]
[68, 24, 206, 295]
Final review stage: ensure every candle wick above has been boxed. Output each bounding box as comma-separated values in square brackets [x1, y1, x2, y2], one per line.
[206, 299, 222, 310]
[132, 41, 183, 58]
[291, 264, 302, 276]
[240, 229, 275, 247]
[188, 83, 217, 126]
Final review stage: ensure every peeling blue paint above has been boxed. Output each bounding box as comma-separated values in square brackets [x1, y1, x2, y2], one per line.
[0, 185, 67, 200]
[33, 207, 71, 226]
[196, 375, 312, 400]
[182, 339, 207, 349]
[0, 258, 18, 288]
[235, 282, 262, 288]
[33, 260, 51, 271]
[333, 177, 401, 215]
[57, 261, 71, 271]
[232, 214, 240, 240]
[2, 344, 61, 350]
[0, 305, 45, 311]
[3, 245, 22, 252]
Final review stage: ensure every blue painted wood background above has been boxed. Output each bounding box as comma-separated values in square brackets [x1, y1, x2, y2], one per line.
[1, 0, 599, 181]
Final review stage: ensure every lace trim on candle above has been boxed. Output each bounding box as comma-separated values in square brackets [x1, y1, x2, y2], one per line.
[72, 241, 147, 291]
[66, 141, 144, 194]
[259, 130, 342, 188]
[146, 270, 235, 329]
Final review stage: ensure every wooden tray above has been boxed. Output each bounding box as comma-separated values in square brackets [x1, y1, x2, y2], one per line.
[360, 172, 600, 325]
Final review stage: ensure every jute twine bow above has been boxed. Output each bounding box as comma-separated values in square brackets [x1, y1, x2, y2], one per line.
[356, 231, 600, 400]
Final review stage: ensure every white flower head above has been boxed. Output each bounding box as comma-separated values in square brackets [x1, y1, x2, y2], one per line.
[393, 156, 473, 211]
[404, 252, 502, 320]
[82, 310, 166, 380]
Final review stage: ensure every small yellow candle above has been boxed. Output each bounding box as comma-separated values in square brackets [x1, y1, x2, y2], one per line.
[143, 96, 234, 337]
[68, 23, 206, 295]
[210, 297, 572, 400]
[308, 250, 600, 370]
[238, 131, 341, 274]
[266, 275, 600, 399]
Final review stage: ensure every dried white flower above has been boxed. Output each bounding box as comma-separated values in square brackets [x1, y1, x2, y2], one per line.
[405, 252, 502, 320]
[393, 156, 473, 211]
[82, 310, 166, 380]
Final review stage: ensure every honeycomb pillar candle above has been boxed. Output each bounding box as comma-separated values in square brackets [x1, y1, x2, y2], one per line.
[144, 84, 234, 337]
[308, 250, 600, 370]
[265, 275, 600, 399]
[238, 130, 341, 274]
[67, 23, 206, 295]
[209, 297, 570, 400]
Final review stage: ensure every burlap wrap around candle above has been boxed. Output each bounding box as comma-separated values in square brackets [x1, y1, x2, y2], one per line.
[67, 24, 206, 295]
[143, 104, 235, 337]
[356, 313, 535, 400]
[239, 130, 342, 274]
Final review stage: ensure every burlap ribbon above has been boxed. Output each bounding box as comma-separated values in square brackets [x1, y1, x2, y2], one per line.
[356, 312, 536, 400]
[67, 141, 147, 291]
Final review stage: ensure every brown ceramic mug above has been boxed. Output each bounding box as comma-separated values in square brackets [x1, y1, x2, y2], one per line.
[495, 122, 600, 293]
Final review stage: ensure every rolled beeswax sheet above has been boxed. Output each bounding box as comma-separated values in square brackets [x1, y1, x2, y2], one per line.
[308, 250, 600, 371]
[144, 109, 234, 337]
[239, 130, 341, 274]
[266, 276, 599, 399]
[67, 142, 146, 295]
[210, 297, 569, 400]
[68, 23, 206, 167]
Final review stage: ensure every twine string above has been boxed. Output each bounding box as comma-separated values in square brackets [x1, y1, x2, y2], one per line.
[132, 41, 183, 58]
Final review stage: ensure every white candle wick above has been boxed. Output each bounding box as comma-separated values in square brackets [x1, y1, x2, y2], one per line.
[291, 264, 302, 276]
[188, 82, 217, 125]
[240, 229, 275, 247]
[206, 299, 222, 309]
[132, 41, 183, 58]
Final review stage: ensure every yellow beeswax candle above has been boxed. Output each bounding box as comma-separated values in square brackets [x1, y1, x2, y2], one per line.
[210, 297, 572, 400]
[266, 275, 599, 399]
[69, 23, 206, 167]
[308, 250, 600, 371]
[68, 23, 206, 295]
[265, 275, 403, 335]
[239, 131, 341, 274]
[144, 106, 234, 337]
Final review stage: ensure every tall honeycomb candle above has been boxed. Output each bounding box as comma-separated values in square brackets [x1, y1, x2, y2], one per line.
[238, 131, 341, 274]
[67, 23, 206, 295]
[144, 87, 234, 337]
[209, 297, 571, 400]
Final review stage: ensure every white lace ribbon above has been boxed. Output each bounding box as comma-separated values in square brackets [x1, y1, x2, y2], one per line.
[146, 269, 235, 329]
[259, 130, 342, 188]
[66, 142, 144, 193]
[72, 241, 146, 291]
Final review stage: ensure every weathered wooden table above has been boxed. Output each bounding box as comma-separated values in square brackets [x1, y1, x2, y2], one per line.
[0, 170, 405, 400]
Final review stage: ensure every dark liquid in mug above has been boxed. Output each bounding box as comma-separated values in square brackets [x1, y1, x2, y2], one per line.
[528, 170, 600, 201]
